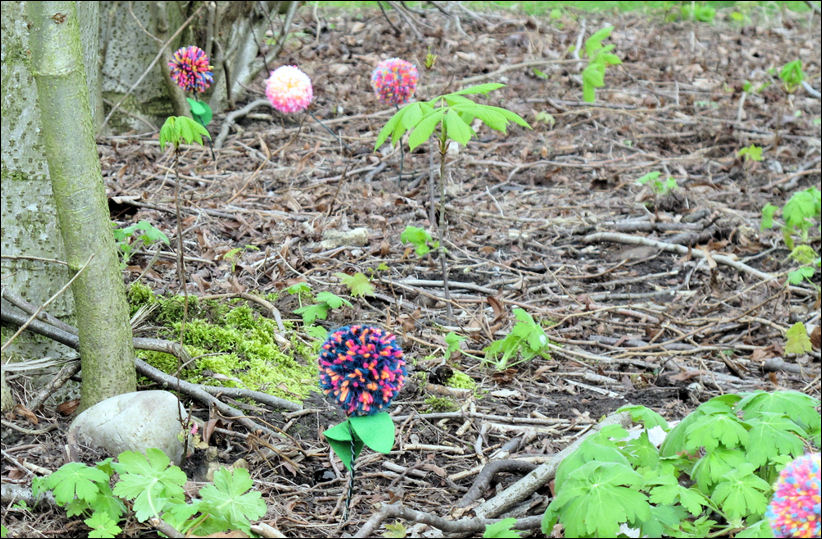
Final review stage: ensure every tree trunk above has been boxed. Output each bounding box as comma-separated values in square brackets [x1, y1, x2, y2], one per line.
[1, 0, 101, 362]
[26, 0, 136, 410]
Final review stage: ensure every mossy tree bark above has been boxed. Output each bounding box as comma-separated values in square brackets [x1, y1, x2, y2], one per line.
[26, 1, 136, 410]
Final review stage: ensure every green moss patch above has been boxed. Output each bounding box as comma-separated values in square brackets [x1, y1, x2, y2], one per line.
[130, 287, 318, 402]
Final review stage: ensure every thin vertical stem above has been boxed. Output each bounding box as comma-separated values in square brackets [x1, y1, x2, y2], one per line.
[396, 104, 404, 184]
[172, 151, 190, 462]
[437, 138, 453, 320]
[342, 421, 357, 521]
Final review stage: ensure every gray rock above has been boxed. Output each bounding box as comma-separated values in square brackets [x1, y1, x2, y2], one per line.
[319, 227, 369, 250]
[68, 390, 187, 464]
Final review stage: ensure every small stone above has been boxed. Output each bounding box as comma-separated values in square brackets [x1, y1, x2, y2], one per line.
[319, 227, 369, 249]
[68, 390, 187, 464]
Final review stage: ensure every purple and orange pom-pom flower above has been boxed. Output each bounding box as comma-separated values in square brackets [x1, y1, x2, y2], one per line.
[318, 325, 406, 416]
[265, 65, 314, 114]
[169, 46, 213, 93]
[766, 453, 821, 538]
[371, 58, 419, 106]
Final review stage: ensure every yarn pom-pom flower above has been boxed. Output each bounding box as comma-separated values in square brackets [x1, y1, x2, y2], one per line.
[371, 58, 419, 106]
[766, 452, 821, 538]
[169, 46, 213, 93]
[265, 65, 314, 114]
[318, 325, 405, 417]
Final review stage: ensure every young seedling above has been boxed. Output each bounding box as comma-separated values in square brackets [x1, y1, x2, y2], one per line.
[400, 225, 440, 258]
[581, 26, 622, 103]
[738, 144, 763, 163]
[779, 60, 804, 93]
[376, 83, 530, 318]
[112, 220, 170, 268]
[483, 308, 552, 371]
[222, 244, 260, 274]
[371, 58, 419, 182]
[761, 186, 821, 288]
[335, 272, 375, 298]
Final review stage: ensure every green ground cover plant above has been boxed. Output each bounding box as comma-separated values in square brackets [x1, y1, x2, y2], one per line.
[111, 220, 169, 268]
[761, 186, 821, 288]
[541, 391, 821, 538]
[482, 308, 552, 370]
[33, 448, 266, 538]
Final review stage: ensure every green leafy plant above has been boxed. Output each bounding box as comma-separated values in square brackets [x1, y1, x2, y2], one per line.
[680, 3, 716, 22]
[336, 272, 375, 298]
[636, 171, 678, 196]
[484, 518, 523, 538]
[158, 116, 211, 151]
[400, 225, 440, 257]
[112, 220, 170, 267]
[293, 290, 352, 325]
[483, 308, 552, 370]
[761, 186, 821, 287]
[376, 83, 529, 318]
[785, 321, 813, 355]
[222, 245, 259, 273]
[580, 26, 622, 103]
[33, 448, 266, 538]
[738, 144, 763, 163]
[542, 391, 820, 538]
[779, 60, 804, 93]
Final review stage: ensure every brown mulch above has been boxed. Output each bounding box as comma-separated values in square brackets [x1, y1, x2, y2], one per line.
[2, 3, 820, 538]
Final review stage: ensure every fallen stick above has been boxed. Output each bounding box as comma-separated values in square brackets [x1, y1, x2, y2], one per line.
[472, 411, 632, 518]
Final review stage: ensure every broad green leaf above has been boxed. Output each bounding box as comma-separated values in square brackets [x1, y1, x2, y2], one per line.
[111, 449, 186, 522]
[617, 404, 669, 431]
[84, 512, 122, 539]
[187, 97, 213, 127]
[199, 468, 266, 534]
[285, 282, 311, 295]
[483, 517, 522, 538]
[315, 291, 351, 309]
[684, 412, 749, 452]
[485, 106, 532, 128]
[408, 110, 444, 151]
[737, 390, 820, 433]
[44, 462, 109, 506]
[444, 109, 475, 146]
[785, 322, 812, 355]
[400, 102, 424, 130]
[375, 108, 406, 149]
[323, 420, 364, 470]
[463, 106, 508, 132]
[294, 303, 328, 325]
[691, 447, 748, 491]
[336, 272, 375, 297]
[584, 26, 614, 58]
[451, 83, 505, 96]
[710, 464, 770, 520]
[745, 412, 806, 467]
[349, 412, 395, 453]
[443, 94, 476, 106]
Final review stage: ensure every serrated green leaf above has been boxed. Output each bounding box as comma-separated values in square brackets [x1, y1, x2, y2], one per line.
[349, 412, 395, 453]
[199, 468, 266, 534]
[315, 291, 351, 310]
[111, 449, 186, 522]
[335, 272, 375, 297]
[745, 412, 806, 467]
[692, 446, 748, 491]
[584, 26, 614, 58]
[285, 282, 311, 295]
[294, 303, 328, 325]
[785, 322, 812, 355]
[710, 463, 770, 520]
[44, 462, 109, 506]
[445, 332, 466, 356]
[383, 520, 407, 538]
[483, 517, 522, 538]
[684, 412, 749, 452]
[408, 109, 444, 151]
[84, 511, 122, 539]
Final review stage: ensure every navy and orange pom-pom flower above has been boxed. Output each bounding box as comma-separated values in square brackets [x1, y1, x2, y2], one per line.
[169, 45, 213, 93]
[318, 325, 406, 416]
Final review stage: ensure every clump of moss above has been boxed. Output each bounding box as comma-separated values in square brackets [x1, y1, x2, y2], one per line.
[132, 294, 318, 402]
[424, 396, 459, 413]
[446, 369, 476, 390]
[127, 282, 156, 315]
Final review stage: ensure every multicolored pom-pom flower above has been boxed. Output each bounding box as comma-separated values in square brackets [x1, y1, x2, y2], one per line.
[265, 65, 314, 114]
[168, 46, 213, 93]
[371, 58, 419, 106]
[766, 453, 821, 538]
[318, 325, 406, 416]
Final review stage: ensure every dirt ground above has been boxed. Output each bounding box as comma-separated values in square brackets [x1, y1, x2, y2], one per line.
[2, 3, 821, 537]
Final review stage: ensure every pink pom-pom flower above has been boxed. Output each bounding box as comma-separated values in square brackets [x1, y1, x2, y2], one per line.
[169, 46, 213, 93]
[371, 58, 419, 106]
[265, 65, 314, 114]
[766, 453, 821, 538]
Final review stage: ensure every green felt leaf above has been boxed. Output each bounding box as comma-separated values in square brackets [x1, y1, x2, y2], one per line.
[349, 412, 395, 454]
[199, 467, 266, 534]
[187, 97, 212, 127]
[323, 421, 364, 470]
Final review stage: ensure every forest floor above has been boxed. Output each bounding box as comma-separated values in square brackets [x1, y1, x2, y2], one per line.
[2, 3, 821, 538]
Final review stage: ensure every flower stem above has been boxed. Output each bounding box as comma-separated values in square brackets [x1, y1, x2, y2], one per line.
[308, 110, 352, 153]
